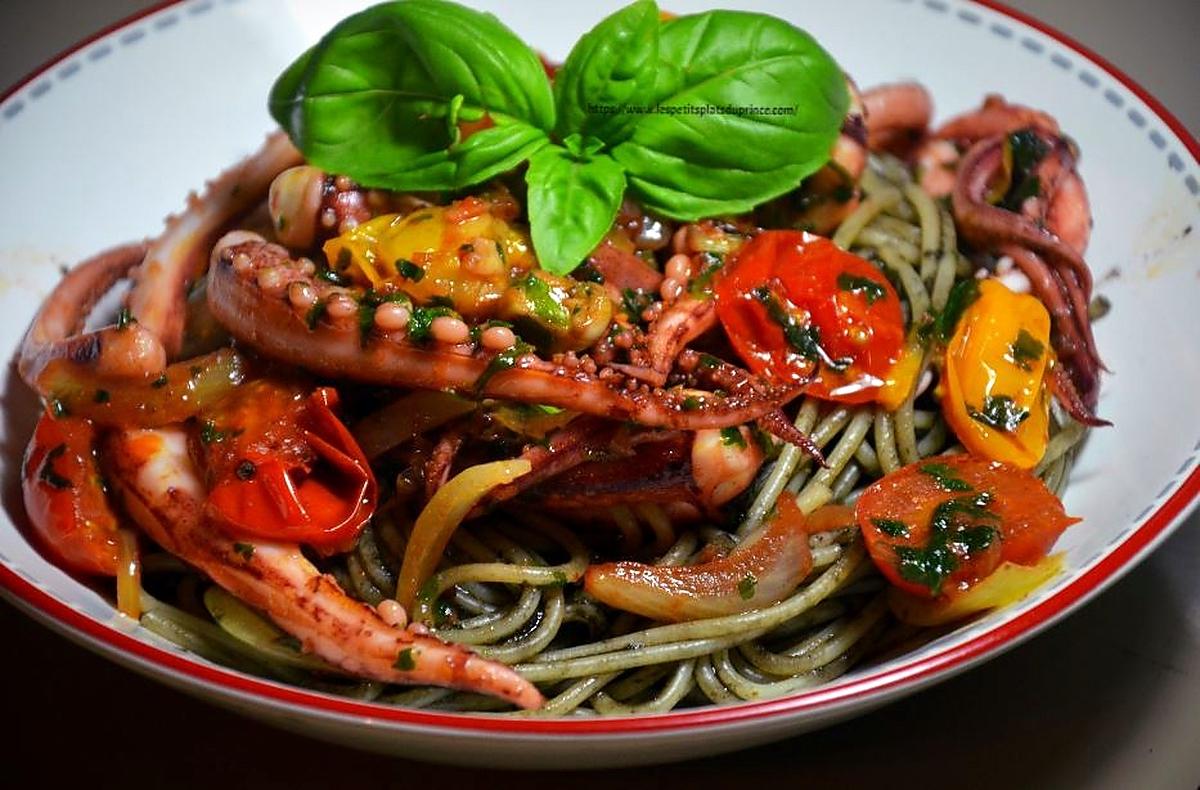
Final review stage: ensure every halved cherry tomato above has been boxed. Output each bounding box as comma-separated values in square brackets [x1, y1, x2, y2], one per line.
[204, 383, 376, 554]
[942, 278, 1052, 468]
[714, 230, 905, 403]
[21, 410, 119, 575]
[855, 453, 1078, 599]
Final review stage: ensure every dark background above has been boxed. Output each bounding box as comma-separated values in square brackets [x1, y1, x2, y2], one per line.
[1, 1, 1198, 788]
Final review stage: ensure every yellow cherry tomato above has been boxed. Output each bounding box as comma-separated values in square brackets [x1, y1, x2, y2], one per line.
[888, 553, 1064, 626]
[322, 196, 535, 318]
[877, 337, 924, 411]
[942, 278, 1051, 468]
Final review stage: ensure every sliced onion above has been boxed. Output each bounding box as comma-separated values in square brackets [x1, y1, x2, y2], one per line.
[584, 495, 814, 622]
[395, 459, 531, 610]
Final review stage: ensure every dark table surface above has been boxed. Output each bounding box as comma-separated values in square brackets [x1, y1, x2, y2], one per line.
[2, 1, 1199, 788]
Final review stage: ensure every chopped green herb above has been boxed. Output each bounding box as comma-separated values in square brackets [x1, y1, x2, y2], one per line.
[115, 307, 136, 330]
[232, 542, 255, 560]
[235, 460, 257, 481]
[681, 395, 702, 411]
[836, 272, 886, 305]
[93, 389, 110, 404]
[737, 573, 758, 600]
[393, 647, 417, 671]
[49, 399, 69, 418]
[687, 252, 724, 297]
[720, 427, 747, 448]
[517, 274, 570, 328]
[871, 517, 910, 538]
[970, 395, 1030, 433]
[396, 259, 425, 282]
[476, 341, 533, 392]
[620, 287, 653, 321]
[999, 129, 1050, 212]
[918, 463, 974, 492]
[1009, 329, 1045, 371]
[305, 301, 327, 330]
[151, 374, 169, 389]
[697, 353, 722, 370]
[38, 444, 72, 490]
[550, 570, 569, 587]
[929, 278, 981, 341]
[894, 492, 999, 594]
[317, 267, 350, 287]
[407, 305, 459, 343]
[753, 286, 850, 371]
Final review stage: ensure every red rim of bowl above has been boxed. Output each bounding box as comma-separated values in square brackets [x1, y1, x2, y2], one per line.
[1, 0, 1198, 737]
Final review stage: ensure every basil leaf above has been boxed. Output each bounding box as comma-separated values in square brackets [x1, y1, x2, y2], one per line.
[525, 145, 627, 275]
[611, 10, 848, 220]
[269, 0, 554, 191]
[553, 0, 661, 144]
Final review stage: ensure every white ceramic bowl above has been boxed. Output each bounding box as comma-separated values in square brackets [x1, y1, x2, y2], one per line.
[1, 0, 1198, 769]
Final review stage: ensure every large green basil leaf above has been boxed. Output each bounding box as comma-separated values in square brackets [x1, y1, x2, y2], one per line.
[553, 0, 660, 144]
[525, 146, 627, 275]
[611, 10, 848, 220]
[269, 0, 554, 190]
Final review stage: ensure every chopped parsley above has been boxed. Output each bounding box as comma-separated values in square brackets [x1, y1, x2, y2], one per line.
[836, 272, 887, 305]
[753, 286, 850, 372]
[620, 287, 653, 321]
[924, 278, 981, 343]
[232, 542, 255, 560]
[737, 573, 758, 600]
[305, 301, 327, 330]
[235, 460, 257, 481]
[406, 305, 459, 344]
[93, 389, 111, 404]
[871, 518, 910, 538]
[687, 252, 724, 297]
[38, 444, 72, 490]
[115, 307, 136, 330]
[49, 399, 69, 418]
[999, 129, 1050, 212]
[393, 647, 417, 671]
[151, 374, 169, 389]
[970, 395, 1030, 433]
[720, 427, 747, 448]
[681, 395, 702, 411]
[918, 463, 974, 492]
[893, 492, 1000, 595]
[1009, 329, 1045, 371]
[475, 341, 532, 392]
[396, 258, 425, 282]
[317, 266, 350, 287]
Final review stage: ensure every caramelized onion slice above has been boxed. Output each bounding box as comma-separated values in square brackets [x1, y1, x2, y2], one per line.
[584, 495, 814, 622]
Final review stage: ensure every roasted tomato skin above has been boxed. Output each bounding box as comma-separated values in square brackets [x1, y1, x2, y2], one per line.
[713, 230, 905, 403]
[21, 411, 120, 576]
[855, 453, 1078, 599]
[203, 384, 377, 554]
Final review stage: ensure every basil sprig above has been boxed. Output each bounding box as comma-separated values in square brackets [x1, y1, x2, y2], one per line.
[271, 0, 847, 275]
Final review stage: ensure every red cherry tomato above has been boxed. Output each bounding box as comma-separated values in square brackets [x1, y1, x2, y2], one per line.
[21, 411, 119, 575]
[204, 384, 376, 554]
[855, 454, 1078, 599]
[713, 230, 905, 403]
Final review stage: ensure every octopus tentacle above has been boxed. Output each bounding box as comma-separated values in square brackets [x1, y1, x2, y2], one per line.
[862, 81, 934, 156]
[19, 134, 303, 390]
[206, 236, 806, 433]
[129, 132, 303, 360]
[17, 242, 165, 387]
[953, 134, 1105, 418]
[105, 426, 542, 708]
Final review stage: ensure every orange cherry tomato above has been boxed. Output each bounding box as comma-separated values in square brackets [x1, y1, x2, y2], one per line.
[855, 454, 1078, 599]
[204, 384, 376, 554]
[21, 411, 119, 575]
[713, 230, 905, 403]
